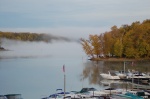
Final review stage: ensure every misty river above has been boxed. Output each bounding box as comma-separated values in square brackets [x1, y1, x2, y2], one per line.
[0, 40, 150, 99]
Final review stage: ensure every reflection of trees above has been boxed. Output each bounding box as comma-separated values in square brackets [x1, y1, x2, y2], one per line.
[103, 61, 123, 72]
[103, 61, 150, 73]
[81, 61, 103, 85]
[89, 65, 100, 84]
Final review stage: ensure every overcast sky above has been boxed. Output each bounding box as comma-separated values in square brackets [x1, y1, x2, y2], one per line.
[0, 0, 150, 38]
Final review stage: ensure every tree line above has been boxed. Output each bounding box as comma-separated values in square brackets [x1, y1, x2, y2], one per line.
[0, 32, 49, 42]
[81, 19, 150, 59]
[0, 32, 72, 46]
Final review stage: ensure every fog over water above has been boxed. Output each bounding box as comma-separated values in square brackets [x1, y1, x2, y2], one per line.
[0, 33, 84, 59]
[0, 35, 88, 99]
[0, 27, 106, 59]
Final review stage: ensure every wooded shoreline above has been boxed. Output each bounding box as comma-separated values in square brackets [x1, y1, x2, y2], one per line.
[81, 19, 150, 59]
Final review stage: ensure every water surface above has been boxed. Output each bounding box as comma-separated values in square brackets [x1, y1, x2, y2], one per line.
[0, 41, 150, 99]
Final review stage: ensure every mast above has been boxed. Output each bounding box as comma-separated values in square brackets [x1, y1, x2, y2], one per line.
[64, 73, 66, 98]
[132, 70, 134, 90]
[63, 65, 66, 99]
[82, 56, 84, 88]
[124, 61, 125, 74]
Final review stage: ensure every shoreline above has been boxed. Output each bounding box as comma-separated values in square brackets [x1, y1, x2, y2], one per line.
[89, 58, 150, 62]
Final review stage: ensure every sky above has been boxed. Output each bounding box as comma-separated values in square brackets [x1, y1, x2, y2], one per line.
[0, 0, 150, 39]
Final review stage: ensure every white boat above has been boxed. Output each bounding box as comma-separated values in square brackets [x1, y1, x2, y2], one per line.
[100, 71, 120, 80]
[127, 70, 150, 83]
[143, 72, 150, 79]
[115, 71, 127, 79]
[78, 88, 110, 98]
[127, 70, 146, 77]
[87, 88, 110, 97]
[103, 88, 123, 95]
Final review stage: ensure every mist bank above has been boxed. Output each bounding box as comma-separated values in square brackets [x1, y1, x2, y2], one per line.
[0, 31, 80, 44]
[0, 39, 84, 59]
[0, 31, 84, 59]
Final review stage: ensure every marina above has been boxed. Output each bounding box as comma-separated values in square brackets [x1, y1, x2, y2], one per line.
[40, 66, 150, 99]
[39, 77, 150, 99]
[40, 87, 150, 99]
[40, 73, 150, 99]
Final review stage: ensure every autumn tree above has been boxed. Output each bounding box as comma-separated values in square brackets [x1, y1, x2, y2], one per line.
[81, 19, 150, 59]
[81, 34, 102, 59]
[89, 35, 102, 58]
[81, 38, 94, 58]
[114, 39, 123, 57]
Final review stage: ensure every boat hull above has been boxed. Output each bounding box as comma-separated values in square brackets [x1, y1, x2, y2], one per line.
[100, 74, 120, 80]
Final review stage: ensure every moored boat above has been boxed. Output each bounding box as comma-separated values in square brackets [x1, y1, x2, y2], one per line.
[118, 92, 144, 99]
[115, 71, 127, 79]
[103, 88, 122, 95]
[123, 90, 150, 99]
[100, 71, 120, 80]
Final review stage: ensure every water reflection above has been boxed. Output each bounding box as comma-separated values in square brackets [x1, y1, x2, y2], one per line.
[81, 61, 104, 85]
[103, 61, 150, 73]
[81, 60, 150, 89]
[100, 79, 133, 90]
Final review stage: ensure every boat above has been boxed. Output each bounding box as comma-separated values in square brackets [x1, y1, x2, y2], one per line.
[100, 71, 120, 80]
[128, 75, 149, 84]
[45, 92, 76, 99]
[41, 88, 73, 99]
[114, 71, 127, 79]
[46, 94, 63, 99]
[124, 70, 150, 84]
[5, 94, 22, 99]
[143, 72, 150, 80]
[79, 87, 110, 98]
[128, 74, 149, 80]
[117, 92, 144, 99]
[123, 90, 150, 99]
[103, 88, 122, 95]
[136, 91, 150, 98]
